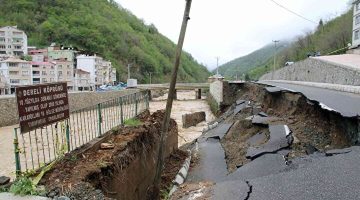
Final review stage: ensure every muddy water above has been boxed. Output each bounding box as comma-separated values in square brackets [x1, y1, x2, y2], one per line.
[150, 90, 215, 147]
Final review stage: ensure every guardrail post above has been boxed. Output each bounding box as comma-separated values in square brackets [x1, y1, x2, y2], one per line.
[120, 97, 124, 124]
[135, 93, 138, 115]
[97, 103, 102, 136]
[65, 120, 71, 152]
[13, 128, 21, 176]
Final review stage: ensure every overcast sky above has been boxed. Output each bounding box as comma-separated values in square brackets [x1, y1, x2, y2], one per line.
[116, 0, 350, 70]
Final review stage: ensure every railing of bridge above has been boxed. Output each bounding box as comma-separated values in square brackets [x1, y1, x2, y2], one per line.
[13, 90, 150, 175]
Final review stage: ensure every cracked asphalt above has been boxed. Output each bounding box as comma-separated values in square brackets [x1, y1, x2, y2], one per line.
[178, 82, 360, 200]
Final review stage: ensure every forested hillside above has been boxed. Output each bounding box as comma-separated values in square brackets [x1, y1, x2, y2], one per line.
[216, 41, 288, 79]
[0, 0, 210, 83]
[219, 8, 353, 80]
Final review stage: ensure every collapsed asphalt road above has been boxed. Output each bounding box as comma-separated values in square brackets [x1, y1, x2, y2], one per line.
[260, 80, 360, 117]
[171, 83, 360, 200]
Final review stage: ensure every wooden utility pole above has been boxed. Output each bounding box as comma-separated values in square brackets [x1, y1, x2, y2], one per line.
[272, 40, 280, 80]
[151, 0, 192, 199]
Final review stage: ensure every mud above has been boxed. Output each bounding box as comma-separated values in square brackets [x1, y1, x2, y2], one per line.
[221, 83, 358, 172]
[40, 110, 179, 200]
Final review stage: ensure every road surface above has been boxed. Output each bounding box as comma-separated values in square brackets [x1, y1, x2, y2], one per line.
[259, 81, 360, 117]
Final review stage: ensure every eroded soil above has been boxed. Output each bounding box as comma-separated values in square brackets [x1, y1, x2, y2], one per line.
[39, 110, 183, 200]
[221, 83, 354, 172]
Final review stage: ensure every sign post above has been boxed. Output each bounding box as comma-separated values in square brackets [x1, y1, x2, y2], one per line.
[15, 82, 70, 133]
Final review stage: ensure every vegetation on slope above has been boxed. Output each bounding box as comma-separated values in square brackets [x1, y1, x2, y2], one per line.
[216, 42, 288, 79]
[0, 0, 210, 83]
[220, 8, 353, 80]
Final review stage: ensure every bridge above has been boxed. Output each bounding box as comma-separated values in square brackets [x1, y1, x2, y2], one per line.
[137, 83, 209, 99]
[137, 83, 209, 90]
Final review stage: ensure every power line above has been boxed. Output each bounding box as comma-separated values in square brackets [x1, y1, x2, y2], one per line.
[269, 0, 318, 25]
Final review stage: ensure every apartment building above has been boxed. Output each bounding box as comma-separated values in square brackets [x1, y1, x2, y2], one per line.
[0, 26, 28, 56]
[0, 57, 31, 94]
[30, 61, 56, 85]
[76, 54, 116, 90]
[74, 69, 91, 91]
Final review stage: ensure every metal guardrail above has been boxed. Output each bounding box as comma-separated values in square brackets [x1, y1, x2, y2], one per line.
[13, 91, 150, 175]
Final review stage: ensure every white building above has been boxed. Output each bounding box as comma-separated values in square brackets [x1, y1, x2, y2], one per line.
[0, 57, 31, 94]
[353, 1, 360, 48]
[0, 26, 28, 56]
[76, 54, 116, 90]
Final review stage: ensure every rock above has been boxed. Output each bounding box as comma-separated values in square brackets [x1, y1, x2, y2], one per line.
[100, 143, 115, 149]
[182, 112, 206, 128]
[304, 144, 318, 155]
[0, 176, 10, 185]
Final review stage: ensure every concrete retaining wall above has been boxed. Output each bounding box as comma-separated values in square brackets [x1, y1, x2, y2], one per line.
[0, 89, 138, 127]
[260, 58, 360, 85]
[209, 80, 224, 105]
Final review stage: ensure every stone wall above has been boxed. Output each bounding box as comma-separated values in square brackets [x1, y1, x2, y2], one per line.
[0, 89, 139, 127]
[260, 58, 360, 85]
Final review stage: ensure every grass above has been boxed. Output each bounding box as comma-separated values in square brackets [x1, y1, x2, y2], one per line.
[9, 177, 43, 196]
[124, 118, 142, 126]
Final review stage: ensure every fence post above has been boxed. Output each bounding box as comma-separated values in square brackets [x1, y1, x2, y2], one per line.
[13, 128, 21, 176]
[120, 97, 124, 124]
[65, 120, 71, 152]
[135, 93, 138, 116]
[97, 103, 102, 136]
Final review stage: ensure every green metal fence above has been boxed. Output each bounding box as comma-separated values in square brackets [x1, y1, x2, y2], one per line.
[13, 90, 150, 175]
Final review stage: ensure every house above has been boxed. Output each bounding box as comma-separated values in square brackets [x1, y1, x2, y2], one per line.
[0, 26, 28, 56]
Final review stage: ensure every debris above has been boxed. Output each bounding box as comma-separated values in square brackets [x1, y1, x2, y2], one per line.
[100, 143, 115, 150]
[304, 143, 318, 155]
[205, 123, 233, 140]
[325, 148, 352, 156]
[246, 125, 293, 159]
[258, 112, 268, 117]
[236, 99, 246, 105]
[182, 111, 206, 128]
[0, 176, 10, 185]
[247, 132, 266, 146]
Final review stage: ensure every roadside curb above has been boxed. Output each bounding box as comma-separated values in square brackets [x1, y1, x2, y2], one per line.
[168, 149, 192, 197]
[263, 80, 360, 94]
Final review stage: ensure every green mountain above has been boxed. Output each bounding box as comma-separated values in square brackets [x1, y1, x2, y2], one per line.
[220, 8, 353, 80]
[0, 0, 210, 83]
[216, 42, 288, 79]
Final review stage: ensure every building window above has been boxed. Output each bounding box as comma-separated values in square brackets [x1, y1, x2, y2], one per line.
[50, 71, 55, 75]
[9, 63, 17, 67]
[22, 71, 29, 76]
[50, 78, 55, 82]
[14, 46, 22, 49]
[42, 71, 47, 75]
[42, 78, 47, 83]
[58, 65, 62, 69]
[67, 71, 71, 76]
[58, 71, 63, 75]
[356, 15, 360, 25]
[9, 71, 18, 75]
[0, 45, 5, 49]
[355, 30, 360, 40]
[7, 45, 11, 48]
[10, 79, 20, 84]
